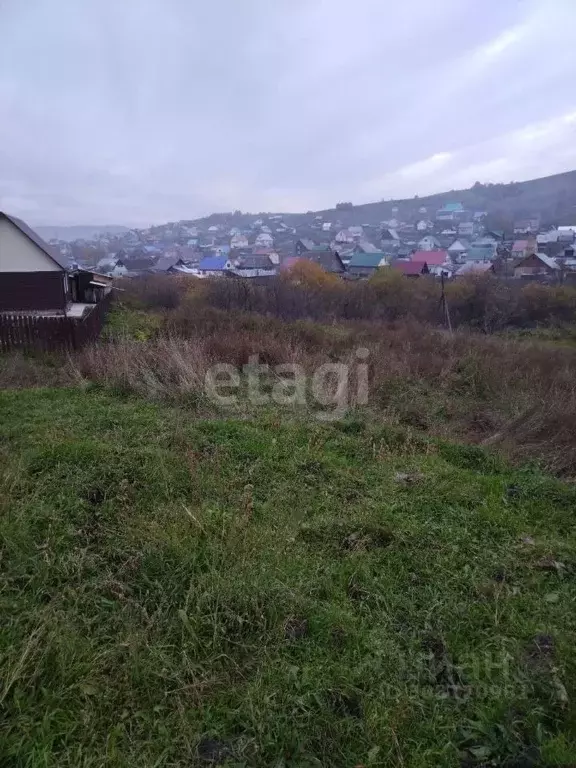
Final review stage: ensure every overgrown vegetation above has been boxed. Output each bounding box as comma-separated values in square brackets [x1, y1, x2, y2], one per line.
[1, 388, 576, 766]
[114, 270, 576, 331]
[5, 271, 576, 474]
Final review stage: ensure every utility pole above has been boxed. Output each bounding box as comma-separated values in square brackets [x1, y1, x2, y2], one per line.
[440, 271, 453, 333]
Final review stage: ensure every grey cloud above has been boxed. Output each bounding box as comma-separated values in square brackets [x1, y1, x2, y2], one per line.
[0, 0, 575, 225]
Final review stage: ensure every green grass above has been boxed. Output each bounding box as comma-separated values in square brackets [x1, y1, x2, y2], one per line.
[1, 389, 576, 767]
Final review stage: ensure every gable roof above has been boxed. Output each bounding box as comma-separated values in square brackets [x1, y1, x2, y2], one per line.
[297, 238, 316, 250]
[153, 254, 182, 272]
[535, 253, 559, 270]
[122, 256, 157, 271]
[348, 252, 386, 268]
[464, 245, 494, 262]
[455, 262, 494, 276]
[237, 254, 274, 269]
[0, 211, 68, 269]
[410, 250, 448, 265]
[448, 239, 469, 252]
[198, 255, 228, 271]
[301, 250, 345, 273]
[392, 261, 429, 275]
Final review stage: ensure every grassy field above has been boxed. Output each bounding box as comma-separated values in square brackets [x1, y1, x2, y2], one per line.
[1, 388, 576, 766]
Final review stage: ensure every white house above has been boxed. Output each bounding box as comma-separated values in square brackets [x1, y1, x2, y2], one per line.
[447, 239, 469, 257]
[458, 222, 475, 237]
[335, 229, 354, 244]
[109, 260, 128, 277]
[231, 233, 249, 249]
[322, 222, 332, 231]
[348, 226, 364, 238]
[255, 232, 274, 247]
[97, 256, 128, 277]
[558, 226, 576, 242]
[416, 220, 429, 232]
[418, 235, 442, 251]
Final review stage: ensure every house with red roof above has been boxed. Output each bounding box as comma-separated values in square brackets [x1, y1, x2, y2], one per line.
[410, 250, 450, 266]
[409, 249, 452, 277]
[392, 261, 430, 277]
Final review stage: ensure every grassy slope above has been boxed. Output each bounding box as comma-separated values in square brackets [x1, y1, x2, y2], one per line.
[1, 389, 575, 767]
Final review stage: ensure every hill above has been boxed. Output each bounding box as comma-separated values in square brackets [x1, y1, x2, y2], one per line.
[35, 224, 129, 242]
[185, 169, 576, 232]
[1, 386, 575, 766]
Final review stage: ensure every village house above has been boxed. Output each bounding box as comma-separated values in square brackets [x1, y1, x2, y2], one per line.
[197, 255, 232, 276]
[513, 218, 539, 235]
[300, 250, 345, 274]
[380, 228, 400, 250]
[514, 253, 559, 279]
[417, 235, 442, 251]
[96, 256, 128, 277]
[511, 239, 537, 260]
[457, 221, 475, 237]
[0, 211, 72, 313]
[464, 244, 496, 263]
[230, 233, 249, 249]
[455, 262, 494, 277]
[355, 241, 382, 255]
[436, 203, 464, 222]
[295, 238, 317, 255]
[251, 247, 280, 265]
[557, 226, 576, 243]
[0, 212, 111, 314]
[0, 211, 114, 351]
[447, 239, 469, 258]
[229, 254, 277, 279]
[335, 229, 355, 244]
[392, 261, 430, 277]
[347, 252, 388, 277]
[409, 250, 451, 276]
[255, 232, 274, 247]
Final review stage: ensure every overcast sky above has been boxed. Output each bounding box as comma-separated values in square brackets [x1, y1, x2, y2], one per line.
[1, 0, 575, 226]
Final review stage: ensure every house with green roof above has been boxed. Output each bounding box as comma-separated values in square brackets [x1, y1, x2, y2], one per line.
[463, 244, 495, 263]
[347, 252, 388, 277]
[436, 202, 465, 222]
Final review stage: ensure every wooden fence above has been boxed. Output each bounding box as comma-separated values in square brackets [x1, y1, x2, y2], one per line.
[0, 294, 112, 353]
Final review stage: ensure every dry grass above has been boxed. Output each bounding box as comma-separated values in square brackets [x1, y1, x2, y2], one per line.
[3, 283, 576, 474]
[65, 311, 576, 475]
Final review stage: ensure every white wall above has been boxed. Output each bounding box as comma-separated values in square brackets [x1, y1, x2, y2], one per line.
[0, 218, 60, 272]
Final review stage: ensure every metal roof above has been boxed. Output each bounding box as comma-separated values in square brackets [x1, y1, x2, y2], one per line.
[348, 252, 385, 268]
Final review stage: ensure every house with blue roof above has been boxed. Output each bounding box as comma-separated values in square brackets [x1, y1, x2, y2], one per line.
[197, 255, 231, 276]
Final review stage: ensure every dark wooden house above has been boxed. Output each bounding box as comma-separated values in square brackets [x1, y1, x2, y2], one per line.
[0, 211, 71, 313]
[0, 211, 112, 315]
